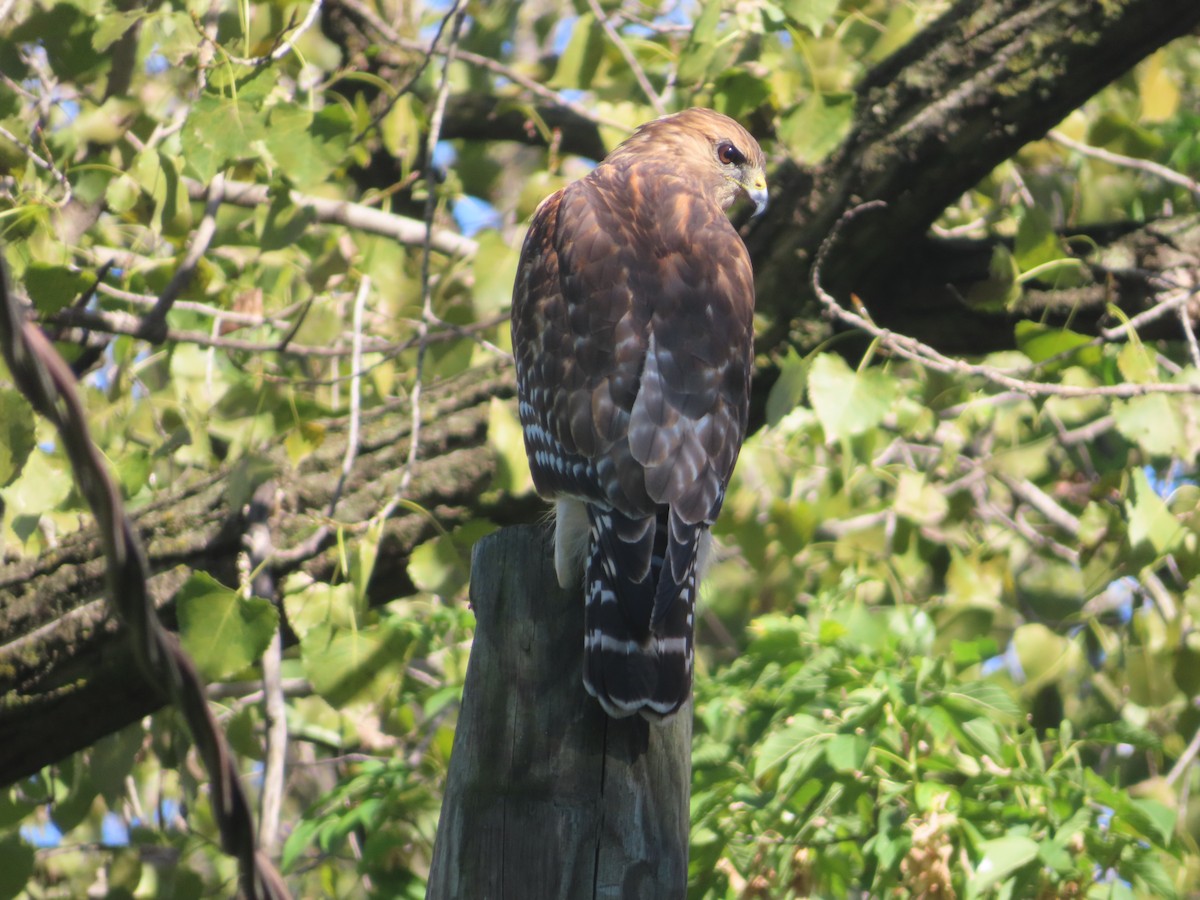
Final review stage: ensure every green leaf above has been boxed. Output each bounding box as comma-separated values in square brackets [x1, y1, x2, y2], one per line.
[1012, 623, 1070, 690]
[1037, 839, 1073, 874]
[807, 353, 896, 443]
[105, 172, 140, 215]
[1113, 394, 1186, 458]
[381, 93, 423, 170]
[300, 623, 404, 708]
[1013, 322, 1100, 370]
[283, 578, 358, 640]
[968, 835, 1039, 894]
[0, 833, 34, 900]
[349, 515, 386, 613]
[1015, 556, 1085, 622]
[778, 93, 855, 163]
[823, 733, 868, 773]
[24, 263, 93, 315]
[765, 347, 807, 426]
[261, 187, 317, 252]
[0, 388, 34, 488]
[1126, 467, 1184, 557]
[116, 448, 151, 498]
[1116, 340, 1158, 385]
[10, 4, 106, 80]
[963, 244, 1021, 311]
[753, 714, 824, 777]
[108, 848, 143, 893]
[783, 0, 840, 35]
[472, 231, 521, 314]
[962, 717, 1004, 760]
[93, 8, 148, 52]
[1085, 720, 1162, 751]
[407, 521, 494, 598]
[550, 14, 605, 90]
[677, 0, 722, 85]
[894, 471, 949, 526]
[176, 572, 278, 681]
[90, 723, 145, 804]
[488, 397, 534, 495]
[182, 93, 267, 181]
[2, 447, 72, 519]
[0, 790, 35, 830]
[1014, 205, 1061, 272]
[265, 104, 352, 190]
[1129, 848, 1178, 898]
[281, 816, 322, 871]
[1130, 797, 1175, 845]
[712, 69, 773, 120]
[222, 454, 278, 512]
[940, 680, 1021, 724]
[1137, 51, 1180, 124]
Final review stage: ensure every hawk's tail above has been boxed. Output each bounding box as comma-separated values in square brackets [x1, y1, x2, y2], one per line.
[582, 506, 698, 719]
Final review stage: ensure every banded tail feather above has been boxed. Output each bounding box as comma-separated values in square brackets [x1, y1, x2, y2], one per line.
[578, 504, 700, 719]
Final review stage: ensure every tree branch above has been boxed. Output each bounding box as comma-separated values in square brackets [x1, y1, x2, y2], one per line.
[182, 177, 477, 258]
[0, 361, 518, 786]
[746, 0, 1200, 355]
[0, 257, 290, 897]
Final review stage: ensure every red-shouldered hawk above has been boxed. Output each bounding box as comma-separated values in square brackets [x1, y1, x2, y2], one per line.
[511, 108, 767, 719]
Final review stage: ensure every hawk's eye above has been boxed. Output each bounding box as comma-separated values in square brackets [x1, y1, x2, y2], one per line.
[716, 141, 745, 166]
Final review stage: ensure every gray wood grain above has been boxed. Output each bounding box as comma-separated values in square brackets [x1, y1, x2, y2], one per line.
[428, 524, 691, 899]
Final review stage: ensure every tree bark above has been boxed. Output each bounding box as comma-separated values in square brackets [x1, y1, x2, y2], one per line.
[745, 0, 1200, 354]
[4, 0, 1200, 786]
[0, 363, 516, 785]
[326, 0, 1200, 358]
[427, 525, 691, 900]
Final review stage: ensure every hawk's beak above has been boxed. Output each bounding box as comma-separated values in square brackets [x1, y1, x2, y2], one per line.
[744, 171, 768, 217]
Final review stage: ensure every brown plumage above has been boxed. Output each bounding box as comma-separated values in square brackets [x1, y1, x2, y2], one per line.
[511, 108, 766, 718]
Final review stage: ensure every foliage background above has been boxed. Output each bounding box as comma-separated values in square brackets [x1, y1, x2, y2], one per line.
[1, 0, 1200, 897]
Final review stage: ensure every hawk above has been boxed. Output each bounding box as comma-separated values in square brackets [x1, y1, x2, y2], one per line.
[511, 108, 767, 719]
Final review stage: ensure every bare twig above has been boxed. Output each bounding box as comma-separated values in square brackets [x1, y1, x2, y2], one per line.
[141, 173, 225, 343]
[0, 123, 71, 203]
[1098, 286, 1195, 343]
[85, 279, 301, 328]
[1179, 303, 1200, 369]
[350, 0, 465, 145]
[586, 0, 666, 116]
[223, 0, 323, 66]
[1058, 415, 1116, 446]
[270, 277, 371, 566]
[812, 202, 1200, 398]
[1167, 722, 1200, 787]
[331, 276, 370, 511]
[337, 0, 629, 135]
[46, 291, 505, 363]
[242, 484, 286, 859]
[208, 678, 312, 702]
[995, 473, 1081, 538]
[400, 3, 466, 498]
[182, 177, 477, 258]
[48, 304, 393, 358]
[1049, 130, 1200, 199]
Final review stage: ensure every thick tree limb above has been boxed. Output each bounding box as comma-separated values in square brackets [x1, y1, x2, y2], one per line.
[0, 261, 290, 897]
[746, 0, 1200, 352]
[4, 0, 1200, 788]
[0, 362, 517, 785]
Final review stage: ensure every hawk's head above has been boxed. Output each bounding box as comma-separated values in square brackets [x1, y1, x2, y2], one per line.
[608, 107, 769, 216]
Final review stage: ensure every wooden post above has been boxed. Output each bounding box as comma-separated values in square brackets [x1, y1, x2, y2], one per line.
[427, 524, 691, 899]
